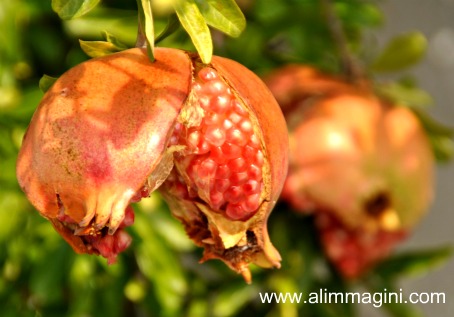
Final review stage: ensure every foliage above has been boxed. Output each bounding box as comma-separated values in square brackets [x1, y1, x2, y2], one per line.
[0, 0, 452, 316]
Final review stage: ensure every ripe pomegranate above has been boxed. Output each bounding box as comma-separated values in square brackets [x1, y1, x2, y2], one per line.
[16, 48, 288, 279]
[265, 65, 434, 278]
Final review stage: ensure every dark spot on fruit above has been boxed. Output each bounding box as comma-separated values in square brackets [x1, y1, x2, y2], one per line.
[364, 192, 391, 217]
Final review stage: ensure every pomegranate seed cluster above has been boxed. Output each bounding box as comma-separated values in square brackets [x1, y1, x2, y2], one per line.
[170, 67, 265, 221]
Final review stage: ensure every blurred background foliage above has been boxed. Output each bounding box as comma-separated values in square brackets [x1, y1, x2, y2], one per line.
[0, 0, 452, 316]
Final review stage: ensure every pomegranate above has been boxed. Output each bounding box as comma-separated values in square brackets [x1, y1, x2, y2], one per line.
[265, 65, 434, 278]
[16, 48, 288, 280]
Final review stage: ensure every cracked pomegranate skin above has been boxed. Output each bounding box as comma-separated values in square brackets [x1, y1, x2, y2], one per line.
[16, 48, 288, 278]
[265, 65, 434, 278]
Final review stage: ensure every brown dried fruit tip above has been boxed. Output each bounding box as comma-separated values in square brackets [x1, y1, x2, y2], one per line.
[16, 48, 288, 281]
[264, 65, 434, 278]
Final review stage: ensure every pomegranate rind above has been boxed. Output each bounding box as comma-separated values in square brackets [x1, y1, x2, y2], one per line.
[16, 48, 192, 253]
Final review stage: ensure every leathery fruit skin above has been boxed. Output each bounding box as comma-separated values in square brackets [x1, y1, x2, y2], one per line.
[265, 65, 434, 278]
[16, 48, 288, 280]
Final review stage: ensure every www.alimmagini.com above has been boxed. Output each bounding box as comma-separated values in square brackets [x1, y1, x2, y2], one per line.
[259, 289, 446, 308]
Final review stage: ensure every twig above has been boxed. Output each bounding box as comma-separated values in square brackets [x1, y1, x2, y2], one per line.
[320, 0, 364, 83]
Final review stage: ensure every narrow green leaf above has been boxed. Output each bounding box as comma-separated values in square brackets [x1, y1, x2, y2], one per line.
[141, 0, 155, 61]
[371, 32, 427, 73]
[79, 39, 124, 58]
[52, 0, 101, 20]
[412, 108, 454, 162]
[155, 14, 181, 44]
[133, 209, 187, 315]
[412, 108, 454, 137]
[174, 0, 212, 64]
[374, 246, 453, 279]
[268, 274, 300, 317]
[39, 75, 58, 93]
[430, 135, 454, 162]
[195, 0, 246, 38]
[102, 31, 128, 50]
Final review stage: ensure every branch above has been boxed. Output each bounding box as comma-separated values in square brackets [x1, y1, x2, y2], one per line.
[320, 0, 364, 83]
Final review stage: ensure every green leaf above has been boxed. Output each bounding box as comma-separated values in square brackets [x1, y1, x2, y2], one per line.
[375, 82, 433, 109]
[79, 39, 125, 58]
[174, 0, 212, 64]
[140, 0, 155, 61]
[102, 31, 128, 50]
[374, 246, 453, 279]
[212, 282, 258, 317]
[267, 274, 300, 317]
[195, 0, 246, 38]
[52, 0, 101, 20]
[430, 135, 454, 162]
[133, 208, 187, 316]
[155, 14, 181, 44]
[371, 32, 427, 72]
[39, 74, 58, 93]
[412, 108, 454, 137]
[413, 108, 454, 162]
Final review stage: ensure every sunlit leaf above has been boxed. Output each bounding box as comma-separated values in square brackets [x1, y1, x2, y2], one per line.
[52, 0, 101, 20]
[174, 0, 212, 64]
[102, 31, 128, 50]
[140, 0, 155, 61]
[267, 274, 300, 317]
[371, 32, 427, 72]
[195, 0, 246, 38]
[39, 75, 58, 93]
[79, 39, 125, 58]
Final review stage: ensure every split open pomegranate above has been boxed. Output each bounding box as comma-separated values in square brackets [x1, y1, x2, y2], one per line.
[16, 48, 288, 280]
